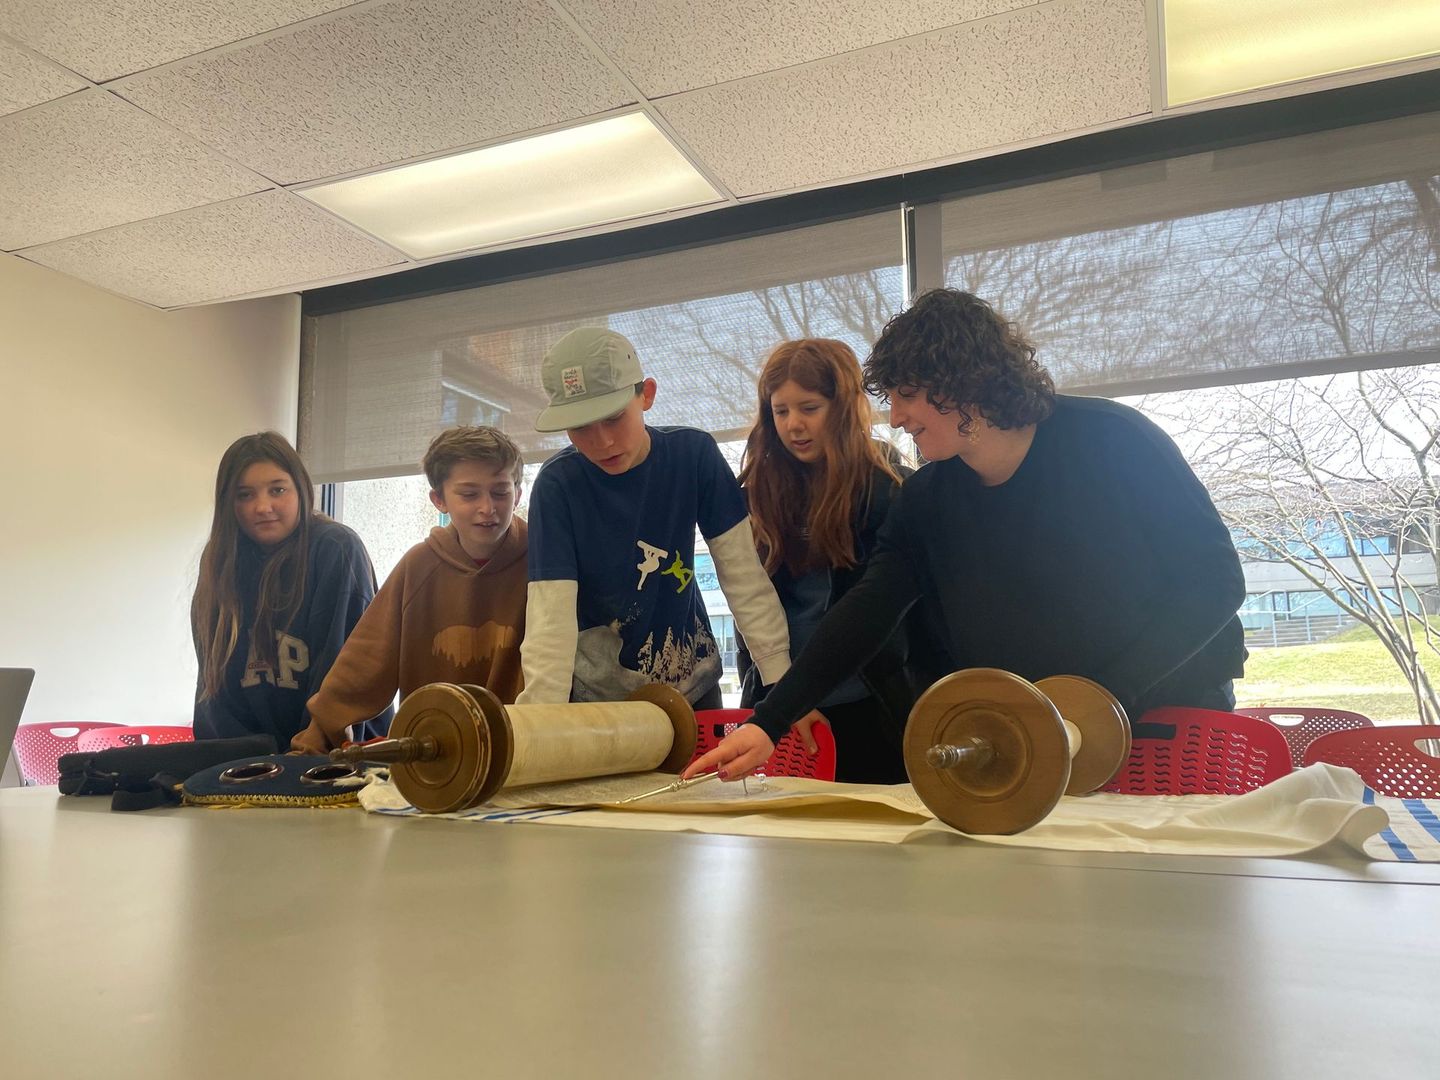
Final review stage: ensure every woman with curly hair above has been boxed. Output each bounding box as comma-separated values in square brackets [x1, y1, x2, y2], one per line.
[688, 288, 1247, 782]
[736, 339, 911, 783]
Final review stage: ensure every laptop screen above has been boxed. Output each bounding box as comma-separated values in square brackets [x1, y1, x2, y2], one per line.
[1, 668, 36, 787]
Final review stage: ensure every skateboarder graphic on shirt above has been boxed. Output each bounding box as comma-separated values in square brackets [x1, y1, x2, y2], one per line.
[636, 540, 666, 590]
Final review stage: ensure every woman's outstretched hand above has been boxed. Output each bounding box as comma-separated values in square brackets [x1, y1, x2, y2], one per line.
[683, 724, 775, 781]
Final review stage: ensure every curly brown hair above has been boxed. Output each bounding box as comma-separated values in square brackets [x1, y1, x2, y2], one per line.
[864, 289, 1055, 435]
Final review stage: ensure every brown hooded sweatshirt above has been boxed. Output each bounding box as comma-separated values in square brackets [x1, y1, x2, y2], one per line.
[307, 518, 527, 741]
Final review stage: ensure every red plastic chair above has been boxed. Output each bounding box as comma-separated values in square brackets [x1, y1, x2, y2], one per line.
[75, 725, 195, 752]
[1233, 706, 1374, 769]
[1302, 725, 1440, 798]
[11, 722, 124, 785]
[1101, 707, 1292, 795]
[690, 709, 837, 781]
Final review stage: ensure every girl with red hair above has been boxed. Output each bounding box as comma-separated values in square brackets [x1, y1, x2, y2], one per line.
[737, 339, 913, 783]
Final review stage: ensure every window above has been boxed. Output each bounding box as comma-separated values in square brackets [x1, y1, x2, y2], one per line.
[303, 211, 904, 481]
[936, 110, 1440, 723]
[311, 106, 1440, 723]
[940, 113, 1439, 395]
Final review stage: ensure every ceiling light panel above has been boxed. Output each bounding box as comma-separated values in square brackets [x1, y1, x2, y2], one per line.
[299, 113, 722, 259]
[1165, 0, 1440, 106]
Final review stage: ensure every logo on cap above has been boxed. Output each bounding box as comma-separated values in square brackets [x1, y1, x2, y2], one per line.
[561, 365, 587, 399]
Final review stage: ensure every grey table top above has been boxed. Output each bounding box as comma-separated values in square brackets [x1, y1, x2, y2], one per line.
[2, 786, 1437, 1080]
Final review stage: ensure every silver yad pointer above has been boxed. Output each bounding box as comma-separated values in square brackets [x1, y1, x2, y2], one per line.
[616, 770, 723, 804]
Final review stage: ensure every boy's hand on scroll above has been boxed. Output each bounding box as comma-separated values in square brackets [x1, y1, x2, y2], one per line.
[289, 721, 329, 756]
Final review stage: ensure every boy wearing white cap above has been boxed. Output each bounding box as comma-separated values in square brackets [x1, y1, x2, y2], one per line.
[517, 327, 791, 709]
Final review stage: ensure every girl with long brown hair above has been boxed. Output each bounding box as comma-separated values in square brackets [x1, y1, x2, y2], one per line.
[191, 432, 388, 747]
[737, 339, 913, 783]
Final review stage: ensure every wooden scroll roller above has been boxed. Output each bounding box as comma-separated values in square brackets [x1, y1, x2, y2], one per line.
[904, 669, 1132, 835]
[330, 683, 696, 814]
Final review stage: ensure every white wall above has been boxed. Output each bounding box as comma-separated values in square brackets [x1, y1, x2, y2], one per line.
[1243, 553, 1437, 595]
[0, 255, 300, 729]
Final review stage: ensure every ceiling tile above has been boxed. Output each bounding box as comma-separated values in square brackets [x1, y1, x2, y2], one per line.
[0, 90, 269, 250]
[0, 37, 89, 117]
[0, 1, 359, 82]
[563, 0, 1030, 96]
[113, 0, 635, 185]
[18, 190, 405, 307]
[657, 0, 1151, 197]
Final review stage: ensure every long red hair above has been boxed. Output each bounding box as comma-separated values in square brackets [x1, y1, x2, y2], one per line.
[740, 339, 900, 574]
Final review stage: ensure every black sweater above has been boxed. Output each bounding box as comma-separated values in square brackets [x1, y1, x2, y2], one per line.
[737, 464, 917, 740]
[750, 395, 1247, 743]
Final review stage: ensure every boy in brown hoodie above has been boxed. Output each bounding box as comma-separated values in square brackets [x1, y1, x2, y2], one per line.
[291, 427, 528, 752]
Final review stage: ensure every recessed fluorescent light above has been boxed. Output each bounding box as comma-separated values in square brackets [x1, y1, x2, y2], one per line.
[1165, 0, 1440, 106]
[300, 113, 723, 258]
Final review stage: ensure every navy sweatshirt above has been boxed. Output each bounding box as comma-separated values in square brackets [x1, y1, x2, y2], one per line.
[193, 518, 389, 746]
[750, 395, 1247, 743]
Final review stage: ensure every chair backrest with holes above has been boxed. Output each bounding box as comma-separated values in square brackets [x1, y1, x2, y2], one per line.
[1302, 725, 1440, 798]
[74, 726, 195, 753]
[691, 709, 837, 781]
[1233, 707, 1374, 769]
[12, 722, 124, 785]
[1100, 707, 1291, 795]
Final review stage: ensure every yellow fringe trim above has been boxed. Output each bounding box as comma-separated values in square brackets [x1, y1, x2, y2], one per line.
[183, 792, 361, 808]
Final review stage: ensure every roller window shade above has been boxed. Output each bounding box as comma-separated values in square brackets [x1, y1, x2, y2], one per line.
[303, 210, 903, 481]
[941, 112, 1440, 394]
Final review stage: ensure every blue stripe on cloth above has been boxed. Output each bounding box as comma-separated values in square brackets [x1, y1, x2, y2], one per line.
[471, 807, 580, 823]
[509, 808, 581, 822]
[1365, 787, 1416, 861]
[369, 803, 579, 822]
[1402, 799, 1440, 845]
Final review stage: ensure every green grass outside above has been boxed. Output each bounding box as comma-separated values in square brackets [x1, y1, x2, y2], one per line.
[1238, 619, 1440, 723]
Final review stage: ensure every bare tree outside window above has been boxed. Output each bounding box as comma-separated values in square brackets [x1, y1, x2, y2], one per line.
[621, 265, 909, 458]
[1145, 368, 1440, 725]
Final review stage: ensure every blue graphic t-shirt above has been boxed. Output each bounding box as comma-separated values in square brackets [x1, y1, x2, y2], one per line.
[528, 426, 747, 703]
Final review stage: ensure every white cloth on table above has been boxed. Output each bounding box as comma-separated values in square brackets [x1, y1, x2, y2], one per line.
[359, 763, 1399, 859]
